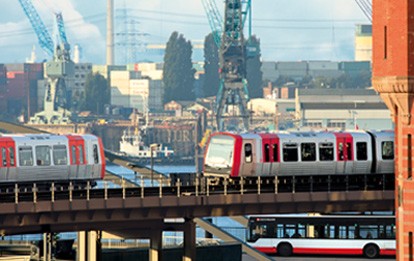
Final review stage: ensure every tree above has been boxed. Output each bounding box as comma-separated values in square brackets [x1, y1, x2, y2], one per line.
[246, 35, 263, 98]
[203, 33, 220, 97]
[83, 72, 109, 114]
[163, 31, 196, 103]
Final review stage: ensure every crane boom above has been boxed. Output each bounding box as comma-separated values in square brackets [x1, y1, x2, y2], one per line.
[17, 0, 54, 56]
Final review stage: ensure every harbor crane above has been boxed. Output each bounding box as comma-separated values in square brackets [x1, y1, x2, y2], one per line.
[18, 0, 74, 124]
[202, 0, 252, 132]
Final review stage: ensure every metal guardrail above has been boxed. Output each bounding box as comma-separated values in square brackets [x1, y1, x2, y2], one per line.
[0, 173, 395, 204]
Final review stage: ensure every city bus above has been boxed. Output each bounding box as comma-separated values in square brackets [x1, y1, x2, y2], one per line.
[246, 214, 395, 258]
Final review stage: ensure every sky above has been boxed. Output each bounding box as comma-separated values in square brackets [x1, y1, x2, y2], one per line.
[0, 0, 369, 65]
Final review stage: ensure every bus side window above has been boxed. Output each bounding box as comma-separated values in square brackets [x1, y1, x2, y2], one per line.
[245, 143, 252, 163]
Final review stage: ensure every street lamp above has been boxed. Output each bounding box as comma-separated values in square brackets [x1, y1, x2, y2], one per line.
[150, 143, 159, 186]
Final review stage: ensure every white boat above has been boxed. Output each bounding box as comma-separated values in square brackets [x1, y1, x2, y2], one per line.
[119, 127, 175, 160]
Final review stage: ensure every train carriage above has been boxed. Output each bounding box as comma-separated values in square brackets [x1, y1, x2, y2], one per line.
[204, 130, 395, 179]
[0, 133, 105, 188]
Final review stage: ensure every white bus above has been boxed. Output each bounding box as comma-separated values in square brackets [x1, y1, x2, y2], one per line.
[247, 214, 395, 258]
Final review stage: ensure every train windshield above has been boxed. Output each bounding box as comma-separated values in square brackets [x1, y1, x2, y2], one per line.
[205, 135, 235, 168]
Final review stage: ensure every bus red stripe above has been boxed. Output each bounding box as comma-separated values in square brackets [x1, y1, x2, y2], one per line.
[254, 247, 276, 254]
[293, 248, 363, 255]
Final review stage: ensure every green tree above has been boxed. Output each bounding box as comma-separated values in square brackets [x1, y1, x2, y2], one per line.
[83, 72, 109, 114]
[163, 31, 196, 103]
[246, 35, 263, 98]
[203, 33, 220, 97]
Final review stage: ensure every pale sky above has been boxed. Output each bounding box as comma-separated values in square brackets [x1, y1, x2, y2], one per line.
[0, 0, 369, 64]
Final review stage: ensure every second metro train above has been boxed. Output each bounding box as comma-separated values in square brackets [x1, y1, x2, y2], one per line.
[203, 130, 394, 178]
[0, 133, 105, 190]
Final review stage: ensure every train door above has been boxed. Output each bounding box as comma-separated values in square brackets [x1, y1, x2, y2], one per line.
[240, 139, 256, 176]
[68, 136, 86, 180]
[334, 133, 353, 174]
[261, 137, 272, 176]
[270, 137, 280, 176]
[0, 138, 15, 182]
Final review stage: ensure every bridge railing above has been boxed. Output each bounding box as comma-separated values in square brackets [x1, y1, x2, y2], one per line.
[2, 173, 394, 204]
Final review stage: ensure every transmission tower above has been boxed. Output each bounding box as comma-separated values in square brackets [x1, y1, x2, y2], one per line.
[115, 5, 149, 64]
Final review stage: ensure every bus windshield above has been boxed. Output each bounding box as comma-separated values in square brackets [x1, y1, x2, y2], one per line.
[205, 135, 235, 168]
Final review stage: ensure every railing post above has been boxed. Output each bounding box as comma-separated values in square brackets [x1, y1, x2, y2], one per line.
[86, 181, 90, 201]
[33, 183, 37, 204]
[140, 178, 144, 198]
[159, 178, 163, 198]
[69, 182, 73, 202]
[51, 182, 55, 203]
[206, 178, 210, 197]
[240, 177, 244, 195]
[177, 178, 181, 197]
[310, 176, 313, 193]
[224, 178, 228, 196]
[364, 174, 368, 191]
[346, 175, 349, 192]
[122, 178, 126, 200]
[257, 176, 261, 195]
[104, 181, 108, 201]
[292, 176, 295, 194]
[275, 176, 278, 194]
[383, 174, 386, 191]
[14, 184, 18, 204]
[195, 176, 199, 197]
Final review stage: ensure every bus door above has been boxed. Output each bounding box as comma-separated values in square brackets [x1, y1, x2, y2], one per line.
[240, 139, 256, 177]
[68, 136, 86, 179]
[0, 138, 15, 181]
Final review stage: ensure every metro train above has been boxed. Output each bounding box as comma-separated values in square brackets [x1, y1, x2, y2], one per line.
[203, 130, 394, 178]
[0, 133, 105, 189]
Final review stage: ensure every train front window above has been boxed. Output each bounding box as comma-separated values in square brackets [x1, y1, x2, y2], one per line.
[93, 144, 99, 164]
[19, 146, 33, 166]
[9, 147, 14, 166]
[2, 148, 6, 166]
[205, 136, 235, 167]
[53, 145, 68, 165]
[36, 146, 51, 166]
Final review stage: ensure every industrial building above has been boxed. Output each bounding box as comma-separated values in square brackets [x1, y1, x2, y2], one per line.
[295, 88, 392, 130]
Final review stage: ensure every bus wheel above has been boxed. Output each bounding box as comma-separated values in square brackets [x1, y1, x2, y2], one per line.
[363, 244, 379, 259]
[277, 243, 293, 257]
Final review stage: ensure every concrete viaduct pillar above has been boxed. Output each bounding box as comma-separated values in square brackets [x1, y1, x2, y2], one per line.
[372, 1, 414, 260]
[77, 231, 101, 261]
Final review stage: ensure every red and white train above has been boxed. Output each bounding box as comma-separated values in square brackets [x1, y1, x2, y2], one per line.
[203, 130, 394, 178]
[0, 133, 105, 188]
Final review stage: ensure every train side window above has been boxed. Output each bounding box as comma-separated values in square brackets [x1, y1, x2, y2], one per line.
[245, 143, 253, 163]
[272, 144, 278, 162]
[382, 141, 394, 160]
[71, 146, 76, 164]
[78, 145, 85, 164]
[93, 144, 99, 164]
[2, 147, 6, 166]
[356, 142, 368, 160]
[319, 143, 334, 161]
[301, 143, 316, 161]
[283, 143, 298, 162]
[9, 147, 15, 166]
[264, 144, 270, 162]
[36, 146, 51, 166]
[53, 145, 68, 165]
[19, 146, 33, 166]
